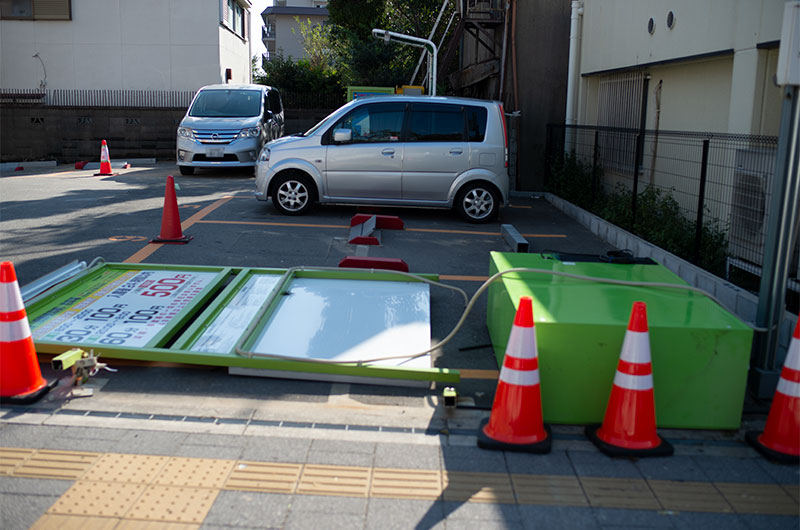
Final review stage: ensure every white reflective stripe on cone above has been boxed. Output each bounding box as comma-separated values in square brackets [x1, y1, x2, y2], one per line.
[505, 326, 537, 360]
[0, 285, 26, 313]
[0, 318, 31, 342]
[785, 340, 800, 371]
[499, 366, 539, 386]
[777, 377, 800, 398]
[618, 331, 652, 364]
[613, 371, 653, 391]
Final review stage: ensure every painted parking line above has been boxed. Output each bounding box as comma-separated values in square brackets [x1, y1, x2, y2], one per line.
[196, 219, 566, 240]
[123, 196, 235, 264]
[6, 447, 796, 528]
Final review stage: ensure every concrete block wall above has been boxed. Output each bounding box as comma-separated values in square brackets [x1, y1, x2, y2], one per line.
[544, 192, 795, 366]
[0, 106, 336, 162]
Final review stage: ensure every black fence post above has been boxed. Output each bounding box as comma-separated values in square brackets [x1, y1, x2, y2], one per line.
[591, 130, 599, 207]
[631, 132, 643, 229]
[694, 139, 710, 264]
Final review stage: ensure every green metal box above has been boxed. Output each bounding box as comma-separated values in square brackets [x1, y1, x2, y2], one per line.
[487, 252, 752, 429]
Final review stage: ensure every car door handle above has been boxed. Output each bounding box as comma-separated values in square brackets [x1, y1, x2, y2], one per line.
[382, 148, 395, 157]
[449, 148, 463, 155]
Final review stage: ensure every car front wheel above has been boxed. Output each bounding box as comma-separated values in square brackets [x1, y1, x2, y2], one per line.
[271, 173, 315, 215]
[455, 183, 499, 223]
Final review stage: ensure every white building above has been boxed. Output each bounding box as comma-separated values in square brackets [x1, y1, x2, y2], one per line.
[569, 0, 785, 136]
[261, 0, 328, 62]
[0, 0, 255, 91]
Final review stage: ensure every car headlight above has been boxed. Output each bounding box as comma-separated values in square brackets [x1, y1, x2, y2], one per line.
[258, 148, 270, 162]
[177, 127, 195, 139]
[237, 126, 261, 139]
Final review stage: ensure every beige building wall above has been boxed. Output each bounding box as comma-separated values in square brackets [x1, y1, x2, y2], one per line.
[576, 0, 784, 136]
[271, 13, 327, 61]
[0, 0, 251, 91]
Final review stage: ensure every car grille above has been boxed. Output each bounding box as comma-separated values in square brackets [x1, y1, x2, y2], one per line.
[192, 154, 240, 162]
[193, 129, 237, 144]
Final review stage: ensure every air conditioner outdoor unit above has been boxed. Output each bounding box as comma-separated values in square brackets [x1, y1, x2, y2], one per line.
[728, 147, 800, 280]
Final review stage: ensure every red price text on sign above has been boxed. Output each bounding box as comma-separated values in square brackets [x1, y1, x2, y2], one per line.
[140, 275, 189, 297]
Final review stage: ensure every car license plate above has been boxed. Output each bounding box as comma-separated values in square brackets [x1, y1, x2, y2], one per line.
[206, 148, 224, 158]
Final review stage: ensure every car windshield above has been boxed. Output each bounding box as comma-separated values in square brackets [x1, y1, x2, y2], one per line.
[302, 108, 342, 137]
[189, 90, 261, 118]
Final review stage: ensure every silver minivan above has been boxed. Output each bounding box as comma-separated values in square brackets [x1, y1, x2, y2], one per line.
[177, 84, 284, 175]
[254, 95, 509, 222]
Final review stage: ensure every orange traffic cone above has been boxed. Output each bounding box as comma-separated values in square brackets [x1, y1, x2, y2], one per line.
[746, 318, 800, 465]
[585, 301, 673, 457]
[93, 139, 117, 176]
[151, 175, 192, 244]
[478, 296, 551, 453]
[0, 262, 52, 404]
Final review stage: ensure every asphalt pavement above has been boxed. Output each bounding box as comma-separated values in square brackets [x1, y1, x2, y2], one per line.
[0, 162, 797, 529]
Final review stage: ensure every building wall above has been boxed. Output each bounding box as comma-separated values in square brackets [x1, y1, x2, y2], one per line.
[576, 0, 784, 136]
[219, 24, 252, 85]
[514, 0, 571, 190]
[0, 0, 248, 91]
[271, 13, 328, 61]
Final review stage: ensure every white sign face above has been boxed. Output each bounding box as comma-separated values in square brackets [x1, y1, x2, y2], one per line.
[191, 274, 282, 354]
[250, 278, 431, 368]
[32, 270, 218, 348]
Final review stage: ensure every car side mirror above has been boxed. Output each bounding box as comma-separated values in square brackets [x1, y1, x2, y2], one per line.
[333, 129, 352, 143]
[265, 110, 274, 121]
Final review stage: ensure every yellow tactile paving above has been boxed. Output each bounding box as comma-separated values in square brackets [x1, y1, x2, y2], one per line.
[0, 446, 35, 475]
[5, 446, 798, 526]
[153, 457, 234, 489]
[579, 477, 662, 510]
[115, 521, 200, 530]
[83, 453, 169, 484]
[30, 514, 120, 529]
[47, 481, 147, 517]
[14, 449, 101, 480]
[370, 468, 443, 500]
[442, 471, 516, 504]
[224, 461, 302, 494]
[716, 482, 800, 515]
[124, 485, 219, 524]
[297, 464, 372, 497]
[647, 480, 733, 513]
[512, 474, 588, 506]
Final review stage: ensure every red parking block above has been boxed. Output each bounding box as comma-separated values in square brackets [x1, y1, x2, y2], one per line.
[339, 257, 409, 272]
[350, 214, 404, 230]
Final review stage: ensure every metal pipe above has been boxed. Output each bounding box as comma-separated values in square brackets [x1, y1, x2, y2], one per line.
[564, 1, 583, 151]
[21, 260, 88, 302]
[373, 29, 438, 96]
[410, 0, 450, 86]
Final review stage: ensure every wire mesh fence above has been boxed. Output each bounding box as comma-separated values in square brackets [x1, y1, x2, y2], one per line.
[546, 123, 789, 297]
[0, 88, 344, 110]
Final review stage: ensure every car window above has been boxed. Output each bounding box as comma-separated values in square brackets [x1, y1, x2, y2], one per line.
[465, 106, 488, 142]
[268, 90, 283, 113]
[408, 103, 465, 142]
[188, 90, 262, 118]
[333, 103, 405, 143]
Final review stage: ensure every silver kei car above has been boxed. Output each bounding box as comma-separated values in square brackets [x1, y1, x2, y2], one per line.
[254, 95, 509, 223]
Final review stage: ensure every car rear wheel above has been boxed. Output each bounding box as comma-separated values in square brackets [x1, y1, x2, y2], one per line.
[272, 173, 315, 215]
[455, 182, 499, 223]
[178, 166, 194, 175]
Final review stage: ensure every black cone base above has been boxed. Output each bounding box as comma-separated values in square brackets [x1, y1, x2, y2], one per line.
[585, 424, 674, 458]
[0, 378, 56, 405]
[477, 417, 552, 453]
[150, 235, 193, 244]
[745, 431, 800, 466]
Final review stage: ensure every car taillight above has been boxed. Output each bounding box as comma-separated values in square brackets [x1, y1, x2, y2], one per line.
[499, 104, 508, 168]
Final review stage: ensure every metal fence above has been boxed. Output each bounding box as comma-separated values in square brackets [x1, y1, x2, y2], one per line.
[0, 88, 343, 110]
[546, 124, 790, 294]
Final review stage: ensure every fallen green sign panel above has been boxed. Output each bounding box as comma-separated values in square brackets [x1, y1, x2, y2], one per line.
[486, 252, 752, 430]
[25, 262, 458, 384]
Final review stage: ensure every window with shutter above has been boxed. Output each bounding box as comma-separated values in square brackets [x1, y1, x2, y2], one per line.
[0, 0, 70, 20]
